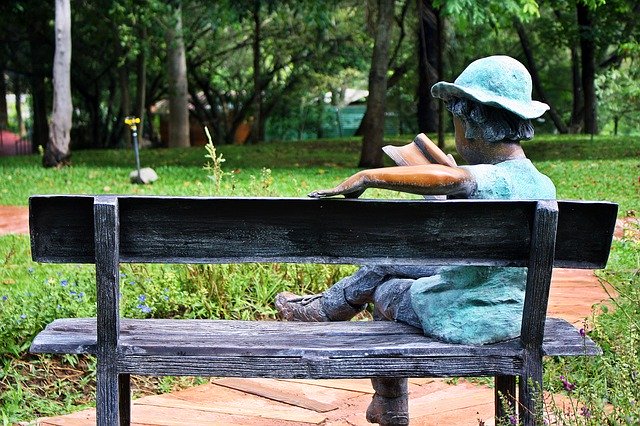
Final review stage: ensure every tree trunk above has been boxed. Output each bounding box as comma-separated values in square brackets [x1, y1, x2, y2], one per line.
[436, 9, 445, 148]
[14, 77, 25, 136]
[569, 46, 583, 133]
[250, 0, 263, 144]
[416, 0, 439, 135]
[359, 0, 395, 168]
[577, 3, 597, 135]
[0, 61, 7, 129]
[29, 21, 50, 152]
[515, 20, 568, 134]
[135, 26, 147, 139]
[44, 0, 72, 167]
[165, 1, 190, 148]
[115, 39, 131, 147]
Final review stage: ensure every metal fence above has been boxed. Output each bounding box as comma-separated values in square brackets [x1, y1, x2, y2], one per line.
[0, 129, 31, 156]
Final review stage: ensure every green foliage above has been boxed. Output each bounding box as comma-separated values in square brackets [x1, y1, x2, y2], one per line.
[434, 0, 540, 29]
[543, 226, 640, 425]
[202, 127, 226, 194]
[596, 58, 640, 135]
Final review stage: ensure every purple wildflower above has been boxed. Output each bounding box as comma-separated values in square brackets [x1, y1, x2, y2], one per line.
[580, 406, 591, 418]
[138, 294, 146, 302]
[560, 375, 576, 392]
[1, 295, 7, 301]
[60, 280, 68, 287]
[579, 328, 586, 338]
[509, 414, 518, 425]
[20, 314, 27, 319]
[137, 304, 152, 314]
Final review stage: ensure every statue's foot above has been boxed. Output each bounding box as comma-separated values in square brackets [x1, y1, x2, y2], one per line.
[365, 393, 409, 426]
[275, 291, 365, 322]
[275, 292, 331, 322]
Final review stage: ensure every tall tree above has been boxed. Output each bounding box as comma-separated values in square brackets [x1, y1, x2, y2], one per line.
[44, 0, 73, 167]
[0, 59, 7, 129]
[249, 0, 263, 143]
[569, 44, 584, 132]
[514, 20, 568, 134]
[135, 25, 147, 139]
[416, 0, 440, 136]
[165, 0, 190, 147]
[359, 0, 395, 168]
[13, 76, 25, 136]
[577, 1, 597, 135]
[26, 6, 52, 152]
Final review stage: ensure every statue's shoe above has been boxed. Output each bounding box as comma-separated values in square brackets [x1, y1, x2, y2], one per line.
[275, 292, 330, 322]
[275, 291, 365, 322]
[366, 393, 409, 426]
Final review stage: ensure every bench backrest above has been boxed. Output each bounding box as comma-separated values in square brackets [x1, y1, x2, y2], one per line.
[29, 195, 617, 351]
[30, 195, 616, 268]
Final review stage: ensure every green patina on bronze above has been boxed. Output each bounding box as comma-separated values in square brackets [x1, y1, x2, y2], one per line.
[431, 55, 549, 119]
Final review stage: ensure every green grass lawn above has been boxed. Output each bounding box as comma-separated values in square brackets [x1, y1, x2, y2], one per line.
[1, 134, 638, 214]
[0, 135, 638, 424]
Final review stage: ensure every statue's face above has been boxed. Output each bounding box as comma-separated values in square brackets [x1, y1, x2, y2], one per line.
[453, 117, 475, 164]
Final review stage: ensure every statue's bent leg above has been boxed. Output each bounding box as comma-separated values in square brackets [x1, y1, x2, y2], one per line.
[275, 265, 389, 322]
[367, 278, 418, 425]
[372, 277, 422, 328]
[275, 265, 439, 322]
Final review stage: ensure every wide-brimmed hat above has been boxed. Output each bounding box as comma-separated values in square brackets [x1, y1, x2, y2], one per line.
[431, 55, 549, 119]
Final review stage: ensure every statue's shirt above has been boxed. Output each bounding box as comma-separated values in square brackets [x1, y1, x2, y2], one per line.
[410, 158, 556, 344]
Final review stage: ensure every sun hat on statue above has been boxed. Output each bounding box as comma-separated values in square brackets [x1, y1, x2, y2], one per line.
[431, 55, 549, 119]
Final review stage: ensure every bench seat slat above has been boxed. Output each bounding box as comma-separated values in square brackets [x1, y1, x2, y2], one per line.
[116, 354, 524, 378]
[30, 318, 599, 360]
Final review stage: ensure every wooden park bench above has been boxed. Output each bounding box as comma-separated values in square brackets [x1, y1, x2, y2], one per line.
[29, 195, 617, 425]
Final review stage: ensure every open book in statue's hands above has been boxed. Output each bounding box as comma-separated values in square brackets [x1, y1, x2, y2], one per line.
[382, 133, 457, 167]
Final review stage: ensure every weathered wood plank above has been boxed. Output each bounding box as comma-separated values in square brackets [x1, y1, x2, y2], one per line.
[521, 200, 559, 348]
[273, 378, 375, 394]
[29, 196, 617, 268]
[520, 201, 559, 426]
[116, 354, 523, 378]
[140, 393, 328, 424]
[30, 317, 600, 358]
[213, 378, 340, 413]
[555, 200, 618, 268]
[93, 196, 122, 426]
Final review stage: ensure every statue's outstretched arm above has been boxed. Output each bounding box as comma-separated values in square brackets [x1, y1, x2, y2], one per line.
[308, 165, 476, 199]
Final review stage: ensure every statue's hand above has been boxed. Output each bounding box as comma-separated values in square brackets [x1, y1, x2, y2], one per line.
[308, 172, 367, 199]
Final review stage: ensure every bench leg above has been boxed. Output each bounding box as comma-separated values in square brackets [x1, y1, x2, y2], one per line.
[96, 364, 120, 426]
[519, 353, 543, 426]
[119, 373, 131, 425]
[495, 375, 517, 422]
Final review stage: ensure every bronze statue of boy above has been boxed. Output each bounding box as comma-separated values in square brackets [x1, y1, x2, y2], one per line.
[276, 55, 556, 425]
